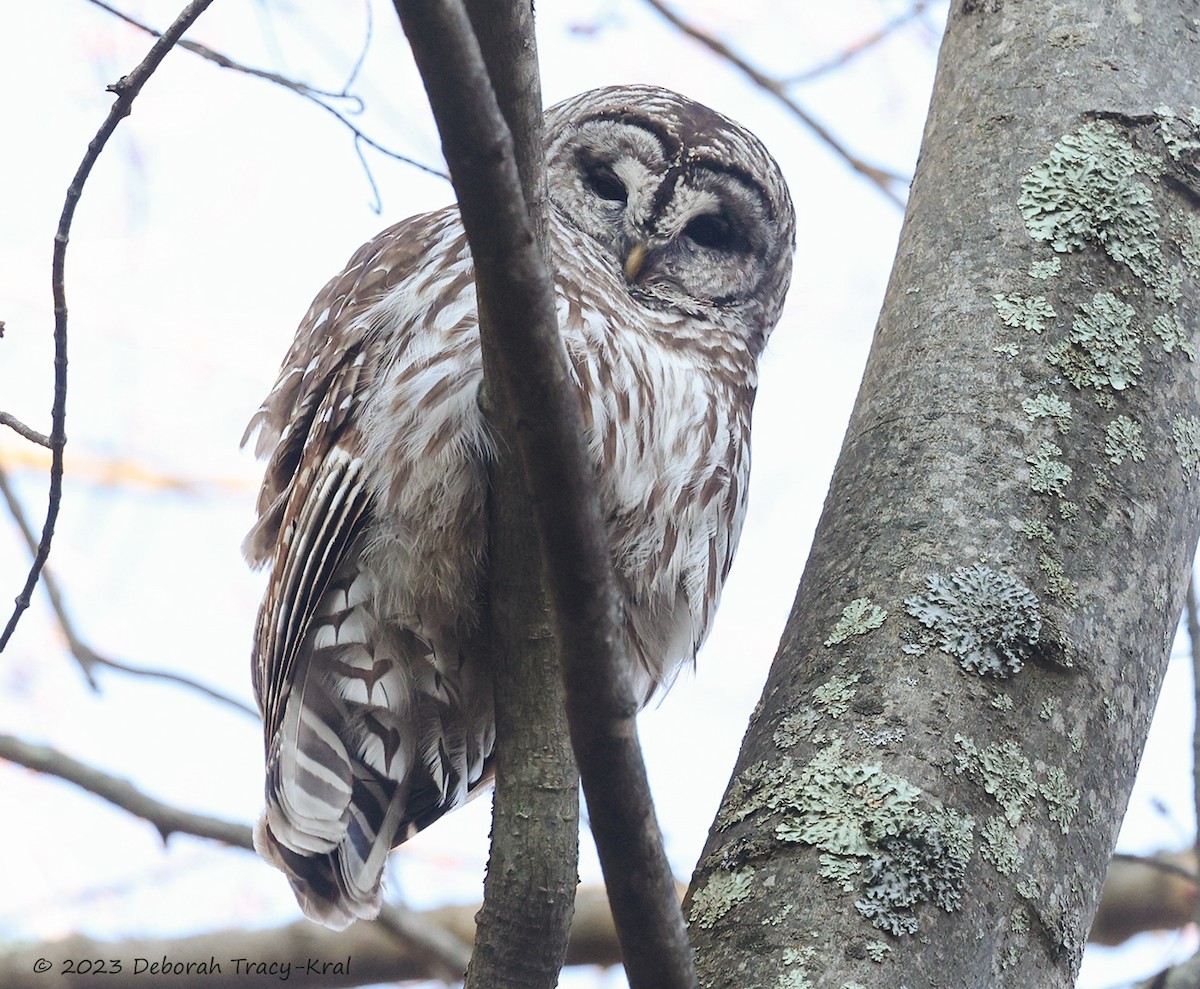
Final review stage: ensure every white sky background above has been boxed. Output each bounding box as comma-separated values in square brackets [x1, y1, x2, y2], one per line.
[0, 2, 1194, 987]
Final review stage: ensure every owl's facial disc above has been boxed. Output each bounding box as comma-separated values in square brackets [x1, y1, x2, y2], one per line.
[548, 115, 780, 313]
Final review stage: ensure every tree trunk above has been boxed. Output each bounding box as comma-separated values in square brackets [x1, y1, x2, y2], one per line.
[688, 2, 1200, 986]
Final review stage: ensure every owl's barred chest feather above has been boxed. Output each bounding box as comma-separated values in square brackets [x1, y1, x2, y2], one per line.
[354, 208, 752, 694]
[247, 84, 794, 929]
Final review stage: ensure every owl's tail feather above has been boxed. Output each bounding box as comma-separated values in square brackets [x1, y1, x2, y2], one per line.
[258, 676, 404, 929]
[255, 769, 403, 931]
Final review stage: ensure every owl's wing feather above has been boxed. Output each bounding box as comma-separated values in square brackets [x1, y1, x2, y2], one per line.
[245, 211, 499, 928]
[244, 222, 430, 927]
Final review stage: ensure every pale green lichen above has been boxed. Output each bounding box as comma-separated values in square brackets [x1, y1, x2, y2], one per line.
[774, 709, 820, 749]
[820, 853, 863, 892]
[1018, 121, 1175, 301]
[999, 942, 1022, 971]
[1059, 500, 1080, 521]
[716, 757, 800, 830]
[1104, 415, 1147, 465]
[1011, 907, 1031, 934]
[993, 292, 1057, 334]
[993, 342, 1020, 358]
[1017, 518, 1055, 543]
[1155, 104, 1200, 163]
[956, 735, 1078, 838]
[761, 902, 794, 927]
[774, 743, 921, 856]
[980, 816, 1022, 875]
[778, 947, 816, 989]
[1027, 441, 1073, 495]
[1047, 292, 1142, 391]
[1038, 551, 1078, 605]
[854, 809, 974, 935]
[991, 693, 1014, 712]
[825, 597, 889, 646]
[1039, 697, 1059, 722]
[1029, 256, 1062, 280]
[736, 740, 974, 938]
[813, 673, 861, 718]
[689, 867, 756, 929]
[906, 564, 1042, 677]
[855, 723, 907, 747]
[1151, 314, 1197, 359]
[1040, 767, 1081, 833]
[1180, 215, 1200, 272]
[1173, 415, 1200, 476]
[1022, 393, 1073, 433]
[954, 735, 1038, 826]
[1068, 727, 1083, 753]
[865, 940, 891, 963]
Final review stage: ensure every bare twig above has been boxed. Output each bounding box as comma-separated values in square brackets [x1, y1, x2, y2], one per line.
[0, 885, 649, 989]
[0, 464, 257, 717]
[786, 1, 931, 83]
[0, 0, 217, 652]
[392, 2, 696, 986]
[1110, 850, 1200, 886]
[85, 0, 448, 184]
[0, 413, 52, 448]
[0, 732, 255, 849]
[641, 0, 907, 207]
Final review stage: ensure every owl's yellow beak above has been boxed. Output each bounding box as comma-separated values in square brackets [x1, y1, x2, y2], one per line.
[623, 243, 647, 282]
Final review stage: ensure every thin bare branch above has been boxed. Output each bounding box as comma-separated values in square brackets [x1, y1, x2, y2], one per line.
[0, 413, 52, 448]
[391, 2, 696, 986]
[0, 0, 218, 652]
[1110, 850, 1200, 886]
[641, 0, 906, 207]
[0, 464, 257, 717]
[0, 885, 649, 989]
[86, 0, 448, 183]
[786, 1, 931, 83]
[0, 732, 255, 849]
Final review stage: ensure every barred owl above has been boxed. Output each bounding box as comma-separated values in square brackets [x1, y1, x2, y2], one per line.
[244, 84, 794, 929]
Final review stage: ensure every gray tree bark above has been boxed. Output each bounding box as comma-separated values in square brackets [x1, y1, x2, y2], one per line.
[687, 2, 1200, 987]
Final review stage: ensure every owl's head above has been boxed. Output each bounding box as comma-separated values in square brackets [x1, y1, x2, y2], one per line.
[545, 85, 795, 341]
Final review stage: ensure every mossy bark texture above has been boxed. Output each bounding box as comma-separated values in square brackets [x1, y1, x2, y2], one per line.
[689, 2, 1200, 987]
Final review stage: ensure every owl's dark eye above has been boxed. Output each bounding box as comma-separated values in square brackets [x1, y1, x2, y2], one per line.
[683, 213, 741, 252]
[585, 166, 628, 204]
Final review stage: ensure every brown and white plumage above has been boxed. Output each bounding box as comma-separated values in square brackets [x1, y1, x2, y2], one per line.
[245, 85, 795, 928]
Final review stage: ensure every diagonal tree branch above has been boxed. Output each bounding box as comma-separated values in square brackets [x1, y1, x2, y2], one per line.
[785, 1, 932, 84]
[85, 0, 448, 185]
[0, 463, 257, 717]
[391, 2, 696, 986]
[0, 412, 52, 448]
[641, 0, 907, 207]
[0, 0, 218, 653]
[0, 732, 255, 849]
